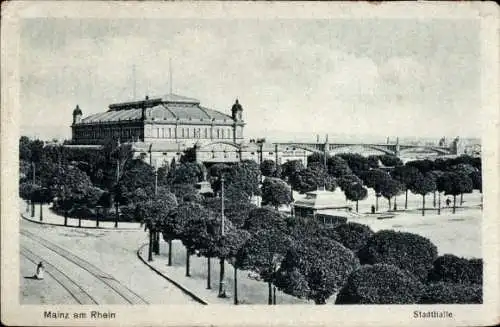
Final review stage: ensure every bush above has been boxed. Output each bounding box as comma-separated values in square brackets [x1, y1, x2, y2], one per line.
[332, 222, 374, 252]
[418, 282, 482, 304]
[427, 254, 482, 285]
[357, 230, 438, 281]
[335, 264, 425, 304]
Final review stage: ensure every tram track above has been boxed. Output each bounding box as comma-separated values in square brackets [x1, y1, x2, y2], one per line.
[21, 246, 98, 305]
[21, 229, 149, 305]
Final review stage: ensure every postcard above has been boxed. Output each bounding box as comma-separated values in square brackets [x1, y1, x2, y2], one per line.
[1, 1, 499, 326]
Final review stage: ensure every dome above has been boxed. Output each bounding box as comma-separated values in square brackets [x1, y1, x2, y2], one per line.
[73, 105, 82, 116]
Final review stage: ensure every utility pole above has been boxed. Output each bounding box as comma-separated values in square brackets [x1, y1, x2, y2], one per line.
[133, 64, 137, 99]
[115, 152, 120, 228]
[31, 162, 36, 217]
[218, 176, 227, 298]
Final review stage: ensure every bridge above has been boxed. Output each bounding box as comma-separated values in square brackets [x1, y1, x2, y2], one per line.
[275, 139, 457, 158]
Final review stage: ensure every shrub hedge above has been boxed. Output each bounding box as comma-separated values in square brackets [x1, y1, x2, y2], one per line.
[427, 254, 482, 285]
[419, 282, 482, 304]
[357, 230, 438, 281]
[335, 264, 424, 304]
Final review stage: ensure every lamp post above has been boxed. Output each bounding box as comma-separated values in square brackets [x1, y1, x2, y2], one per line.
[218, 176, 227, 298]
[153, 168, 160, 255]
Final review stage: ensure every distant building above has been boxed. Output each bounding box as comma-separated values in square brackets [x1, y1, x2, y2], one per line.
[70, 94, 287, 167]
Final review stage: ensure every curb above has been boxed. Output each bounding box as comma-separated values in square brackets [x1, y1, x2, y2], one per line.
[136, 243, 208, 305]
[21, 212, 142, 231]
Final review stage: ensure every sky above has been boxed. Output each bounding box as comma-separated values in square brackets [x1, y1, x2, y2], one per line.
[19, 18, 481, 142]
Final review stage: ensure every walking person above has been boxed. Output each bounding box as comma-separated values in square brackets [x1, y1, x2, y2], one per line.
[34, 262, 45, 280]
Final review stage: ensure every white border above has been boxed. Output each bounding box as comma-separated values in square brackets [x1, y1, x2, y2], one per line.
[2, 2, 499, 326]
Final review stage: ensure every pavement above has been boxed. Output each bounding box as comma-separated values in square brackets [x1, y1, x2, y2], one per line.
[21, 201, 141, 230]
[137, 240, 312, 305]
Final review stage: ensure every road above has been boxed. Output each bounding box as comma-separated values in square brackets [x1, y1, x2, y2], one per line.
[20, 218, 198, 305]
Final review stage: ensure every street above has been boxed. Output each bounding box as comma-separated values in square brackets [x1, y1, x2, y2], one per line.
[20, 218, 198, 305]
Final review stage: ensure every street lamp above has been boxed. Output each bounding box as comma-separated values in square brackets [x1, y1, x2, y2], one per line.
[218, 176, 227, 298]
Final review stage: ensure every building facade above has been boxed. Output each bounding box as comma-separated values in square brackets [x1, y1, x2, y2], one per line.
[71, 94, 291, 167]
[72, 94, 245, 147]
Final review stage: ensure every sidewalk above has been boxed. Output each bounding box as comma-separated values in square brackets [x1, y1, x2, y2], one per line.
[137, 240, 311, 305]
[20, 201, 141, 230]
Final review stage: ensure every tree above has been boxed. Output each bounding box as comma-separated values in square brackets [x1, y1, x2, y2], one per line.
[336, 264, 424, 304]
[410, 173, 436, 216]
[307, 152, 328, 168]
[358, 230, 438, 281]
[337, 174, 363, 192]
[343, 183, 368, 212]
[427, 170, 445, 209]
[179, 202, 221, 289]
[419, 282, 482, 304]
[380, 178, 402, 211]
[289, 166, 336, 194]
[437, 172, 473, 214]
[361, 169, 391, 212]
[391, 165, 422, 209]
[237, 229, 292, 304]
[326, 156, 352, 178]
[224, 228, 251, 305]
[172, 202, 202, 276]
[378, 155, 403, 167]
[427, 255, 482, 285]
[170, 183, 202, 204]
[243, 207, 288, 235]
[280, 160, 305, 181]
[337, 153, 370, 176]
[406, 159, 435, 175]
[167, 162, 204, 185]
[260, 159, 277, 177]
[49, 165, 94, 226]
[328, 222, 375, 252]
[261, 177, 292, 210]
[225, 160, 261, 198]
[366, 155, 380, 169]
[275, 236, 360, 304]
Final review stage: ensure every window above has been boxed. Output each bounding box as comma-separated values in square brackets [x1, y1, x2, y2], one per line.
[157, 128, 160, 138]
[221, 129, 225, 139]
[204, 128, 208, 139]
[181, 128, 184, 138]
[216, 129, 220, 139]
[162, 128, 165, 138]
[169, 128, 172, 138]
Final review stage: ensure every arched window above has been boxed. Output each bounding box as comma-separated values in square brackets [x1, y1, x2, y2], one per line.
[221, 129, 225, 139]
[204, 128, 208, 139]
[216, 128, 220, 139]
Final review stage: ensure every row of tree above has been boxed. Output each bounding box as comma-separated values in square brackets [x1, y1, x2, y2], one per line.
[260, 152, 481, 215]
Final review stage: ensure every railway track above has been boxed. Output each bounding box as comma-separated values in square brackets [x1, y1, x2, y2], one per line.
[21, 246, 98, 304]
[21, 229, 149, 305]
